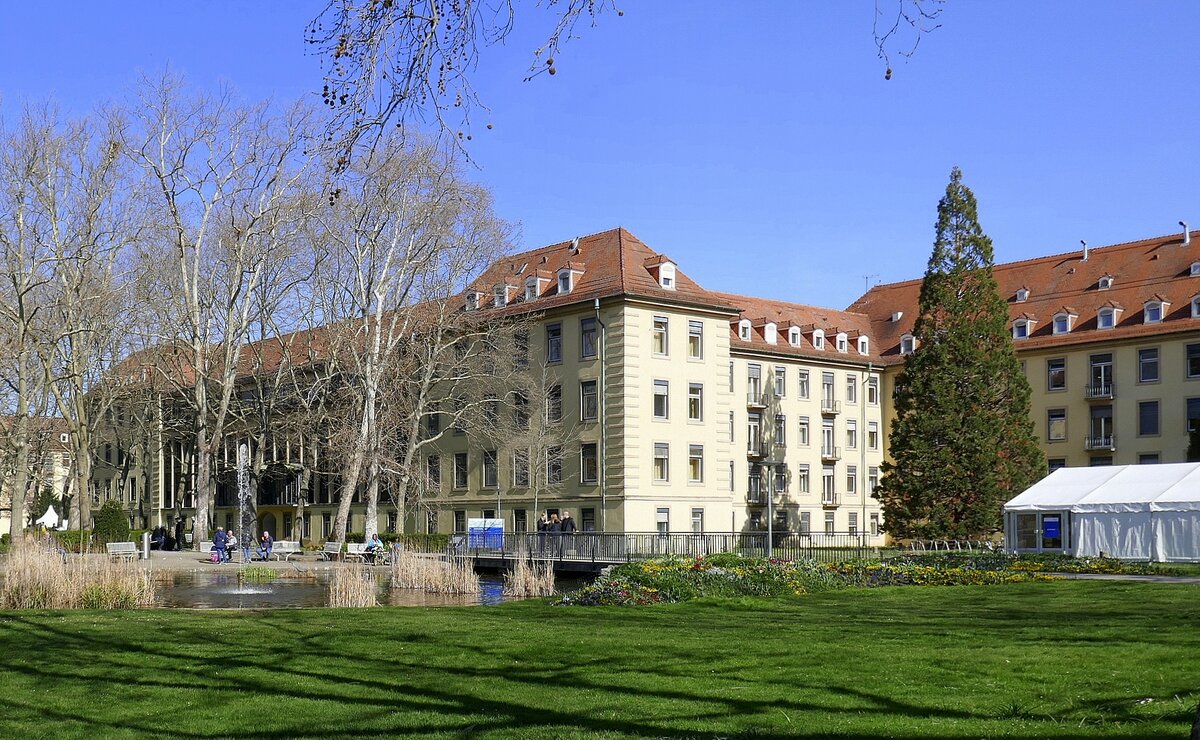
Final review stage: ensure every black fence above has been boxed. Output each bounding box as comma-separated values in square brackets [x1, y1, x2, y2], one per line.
[450, 531, 882, 565]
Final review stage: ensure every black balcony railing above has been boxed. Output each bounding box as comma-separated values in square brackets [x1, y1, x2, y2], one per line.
[447, 531, 881, 565]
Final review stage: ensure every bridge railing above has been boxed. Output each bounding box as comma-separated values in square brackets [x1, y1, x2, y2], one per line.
[452, 531, 881, 565]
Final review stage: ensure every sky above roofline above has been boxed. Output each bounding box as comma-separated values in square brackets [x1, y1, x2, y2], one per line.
[3, 2, 1197, 311]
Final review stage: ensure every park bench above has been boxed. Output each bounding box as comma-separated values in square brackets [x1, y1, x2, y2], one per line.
[271, 540, 301, 562]
[344, 543, 368, 562]
[319, 541, 343, 561]
[105, 541, 138, 561]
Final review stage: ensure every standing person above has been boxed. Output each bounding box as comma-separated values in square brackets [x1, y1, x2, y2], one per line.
[257, 530, 274, 561]
[174, 518, 184, 551]
[212, 527, 227, 563]
[548, 513, 562, 557]
[240, 532, 252, 564]
[536, 513, 548, 553]
[559, 510, 577, 557]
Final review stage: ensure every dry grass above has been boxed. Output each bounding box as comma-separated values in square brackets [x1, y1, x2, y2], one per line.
[328, 565, 378, 607]
[390, 549, 480, 594]
[1, 535, 156, 609]
[504, 554, 556, 598]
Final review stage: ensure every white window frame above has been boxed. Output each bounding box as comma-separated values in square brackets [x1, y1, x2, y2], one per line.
[835, 332, 848, 353]
[652, 379, 669, 420]
[688, 444, 704, 483]
[652, 316, 669, 356]
[1052, 313, 1071, 334]
[688, 320, 703, 359]
[857, 336, 869, 355]
[653, 443, 670, 482]
[1097, 308, 1116, 329]
[738, 319, 752, 341]
[1144, 301, 1164, 324]
[688, 383, 703, 421]
[789, 327, 801, 346]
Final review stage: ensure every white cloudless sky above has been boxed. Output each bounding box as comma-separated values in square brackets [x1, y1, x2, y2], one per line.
[2, 1, 1197, 308]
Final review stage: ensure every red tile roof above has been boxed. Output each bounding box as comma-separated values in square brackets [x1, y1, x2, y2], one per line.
[711, 291, 883, 364]
[848, 231, 1200, 363]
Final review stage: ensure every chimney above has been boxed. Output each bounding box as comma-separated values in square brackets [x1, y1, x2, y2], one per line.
[1081, 240, 1088, 261]
[1181, 221, 1190, 247]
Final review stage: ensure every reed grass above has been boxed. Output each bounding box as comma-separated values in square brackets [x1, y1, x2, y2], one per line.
[503, 554, 556, 598]
[389, 549, 480, 593]
[327, 565, 377, 607]
[237, 565, 278, 583]
[1, 535, 156, 609]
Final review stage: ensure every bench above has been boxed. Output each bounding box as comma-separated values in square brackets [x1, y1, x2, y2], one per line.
[345, 543, 368, 562]
[271, 540, 302, 562]
[105, 541, 138, 561]
[319, 541, 343, 561]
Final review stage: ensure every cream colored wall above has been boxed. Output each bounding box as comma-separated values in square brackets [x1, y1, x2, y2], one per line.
[731, 351, 885, 541]
[1022, 331, 1200, 467]
[615, 302, 736, 533]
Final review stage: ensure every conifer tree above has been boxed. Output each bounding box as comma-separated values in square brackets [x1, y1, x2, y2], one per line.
[876, 167, 1044, 539]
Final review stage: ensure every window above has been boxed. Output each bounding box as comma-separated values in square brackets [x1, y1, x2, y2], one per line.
[514, 330, 529, 367]
[1139, 348, 1159, 383]
[513, 392, 530, 429]
[728, 411, 734, 442]
[1052, 313, 1071, 334]
[558, 271, 572, 294]
[580, 317, 598, 358]
[547, 385, 563, 423]
[453, 453, 468, 489]
[738, 320, 752, 341]
[653, 443, 669, 482]
[870, 512, 880, 536]
[1097, 308, 1116, 329]
[798, 370, 810, 399]
[789, 327, 801, 346]
[813, 329, 825, 350]
[797, 464, 810, 493]
[899, 334, 915, 355]
[581, 508, 596, 532]
[546, 446, 563, 484]
[656, 508, 670, 536]
[798, 417, 810, 446]
[1048, 458, 1066, 472]
[729, 461, 735, 491]
[1047, 358, 1066, 391]
[1144, 301, 1163, 324]
[866, 377, 879, 405]
[494, 285, 509, 307]
[748, 465, 763, 503]
[1016, 287, 1029, 302]
[848, 512, 859, 537]
[1089, 353, 1113, 394]
[653, 379, 670, 419]
[483, 395, 500, 426]
[846, 420, 857, 449]
[652, 316, 669, 355]
[821, 421, 835, 457]
[747, 363, 762, 400]
[546, 323, 562, 363]
[483, 450, 498, 488]
[580, 443, 598, 483]
[1090, 456, 1113, 467]
[1193, 295, 1200, 318]
[774, 366, 786, 397]
[691, 508, 704, 535]
[426, 455, 441, 486]
[688, 444, 704, 482]
[773, 463, 788, 492]
[858, 336, 869, 355]
[764, 322, 778, 344]
[799, 511, 811, 536]
[846, 375, 857, 404]
[822, 465, 835, 496]
[824, 511, 836, 535]
[868, 466, 879, 495]
[688, 383, 703, 421]
[728, 361, 735, 392]
[513, 509, 528, 532]
[425, 408, 441, 437]
[846, 465, 857, 495]
[465, 292, 480, 311]
[867, 422, 879, 450]
[1098, 275, 1113, 290]
[658, 263, 675, 290]
[1048, 409, 1067, 441]
[747, 412, 762, 455]
[688, 320, 703, 358]
[774, 414, 786, 446]
[821, 372, 835, 407]
[1189, 398, 1200, 433]
[581, 380, 598, 421]
[836, 333, 848, 352]
[1139, 453, 1161, 464]
[1012, 319, 1031, 339]
[512, 449, 530, 487]
[1189, 344, 1200, 378]
[1138, 401, 1160, 436]
[453, 510, 466, 533]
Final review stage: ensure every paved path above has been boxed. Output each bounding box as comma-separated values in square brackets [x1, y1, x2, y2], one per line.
[105, 549, 383, 573]
[1048, 571, 1200, 584]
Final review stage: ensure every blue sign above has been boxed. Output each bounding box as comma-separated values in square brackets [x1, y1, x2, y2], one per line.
[1043, 517, 1060, 540]
[467, 518, 504, 549]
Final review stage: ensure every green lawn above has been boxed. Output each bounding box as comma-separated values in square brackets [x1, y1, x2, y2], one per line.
[1, 581, 1198, 738]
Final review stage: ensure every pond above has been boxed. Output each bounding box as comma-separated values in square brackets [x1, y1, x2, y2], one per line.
[154, 570, 587, 609]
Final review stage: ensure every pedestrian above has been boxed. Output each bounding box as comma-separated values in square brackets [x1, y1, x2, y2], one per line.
[548, 513, 562, 556]
[240, 532, 252, 564]
[560, 510, 577, 556]
[174, 518, 184, 551]
[257, 530, 274, 561]
[212, 527, 227, 563]
[536, 513, 548, 553]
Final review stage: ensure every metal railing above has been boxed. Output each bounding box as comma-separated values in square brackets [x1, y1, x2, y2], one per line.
[821, 399, 841, 415]
[821, 491, 840, 507]
[1085, 434, 1116, 451]
[821, 446, 842, 461]
[1084, 383, 1114, 400]
[746, 389, 767, 408]
[448, 531, 881, 565]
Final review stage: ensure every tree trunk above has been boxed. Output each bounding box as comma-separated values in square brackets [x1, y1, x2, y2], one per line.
[192, 428, 212, 547]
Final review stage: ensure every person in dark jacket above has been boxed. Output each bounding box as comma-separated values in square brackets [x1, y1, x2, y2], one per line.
[174, 518, 185, 551]
[559, 511, 576, 555]
[536, 513, 548, 553]
[213, 527, 228, 563]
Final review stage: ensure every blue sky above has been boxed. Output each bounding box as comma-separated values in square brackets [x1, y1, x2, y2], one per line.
[2, 2, 1198, 309]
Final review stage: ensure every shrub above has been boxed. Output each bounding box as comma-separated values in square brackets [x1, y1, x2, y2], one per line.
[93, 501, 130, 545]
[51, 530, 91, 553]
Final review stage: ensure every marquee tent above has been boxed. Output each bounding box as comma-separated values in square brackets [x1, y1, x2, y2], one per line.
[1003, 463, 1200, 562]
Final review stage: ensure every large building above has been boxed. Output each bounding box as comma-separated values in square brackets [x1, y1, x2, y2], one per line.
[85, 225, 1198, 542]
[850, 227, 1200, 470]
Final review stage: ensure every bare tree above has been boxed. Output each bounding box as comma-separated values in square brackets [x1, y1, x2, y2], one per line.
[305, 134, 513, 542]
[121, 77, 317, 547]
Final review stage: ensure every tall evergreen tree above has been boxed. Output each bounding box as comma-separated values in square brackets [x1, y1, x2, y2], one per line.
[876, 167, 1044, 539]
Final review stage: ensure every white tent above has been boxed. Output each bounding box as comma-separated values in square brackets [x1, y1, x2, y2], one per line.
[1003, 463, 1200, 562]
[34, 505, 64, 531]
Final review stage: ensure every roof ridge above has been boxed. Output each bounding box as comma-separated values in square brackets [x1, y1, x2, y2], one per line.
[712, 289, 871, 320]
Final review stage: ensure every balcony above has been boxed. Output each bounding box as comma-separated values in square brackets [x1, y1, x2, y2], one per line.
[820, 399, 841, 415]
[821, 446, 841, 462]
[1085, 434, 1116, 452]
[746, 490, 766, 506]
[747, 387, 767, 409]
[746, 439, 765, 459]
[1084, 383, 1114, 401]
[821, 491, 840, 507]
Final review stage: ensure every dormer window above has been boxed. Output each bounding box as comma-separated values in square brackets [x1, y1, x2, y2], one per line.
[1191, 261, 1200, 277]
[857, 336, 869, 355]
[557, 271, 572, 294]
[659, 263, 676, 290]
[835, 332, 848, 353]
[494, 284, 513, 307]
[812, 329, 825, 350]
[1097, 307, 1118, 329]
[738, 319, 752, 341]
[788, 327, 801, 346]
[1143, 299, 1168, 324]
[525, 272, 551, 301]
[1012, 319, 1033, 340]
[465, 292, 481, 311]
[899, 333, 915, 355]
[1016, 287, 1030, 302]
[524, 283, 537, 301]
[1052, 314, 1070, 334]
[764, 322, 777, 344]
[1192, 294, 1200, 318]
[1098, 275, 1114, 290]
